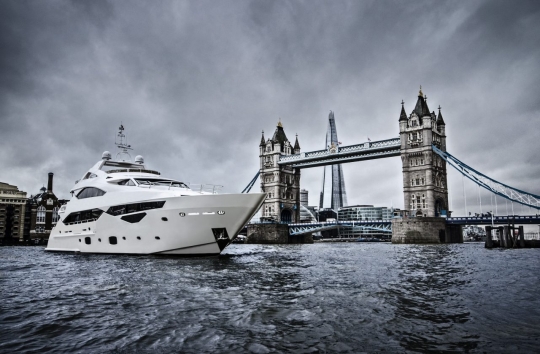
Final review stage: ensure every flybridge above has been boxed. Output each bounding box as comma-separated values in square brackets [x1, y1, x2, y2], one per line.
[277, 137, 401, 168]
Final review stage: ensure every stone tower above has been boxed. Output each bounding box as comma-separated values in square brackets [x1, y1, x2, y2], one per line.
[399, 87, 449, 217]
[259, 121, 301, 223]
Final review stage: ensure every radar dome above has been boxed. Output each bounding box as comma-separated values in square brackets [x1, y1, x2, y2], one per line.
[102, 151, 112, 160]
[135, 155, 144, 164]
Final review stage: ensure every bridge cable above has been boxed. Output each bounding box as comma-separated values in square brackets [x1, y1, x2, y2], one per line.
[432, 145, 540, 210]
[241, 171, 260, 193]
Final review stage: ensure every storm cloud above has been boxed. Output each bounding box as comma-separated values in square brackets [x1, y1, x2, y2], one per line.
[1, 0, 539, 216]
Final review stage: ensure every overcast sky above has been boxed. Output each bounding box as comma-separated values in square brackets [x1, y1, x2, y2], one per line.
[1, 0, 539, 216]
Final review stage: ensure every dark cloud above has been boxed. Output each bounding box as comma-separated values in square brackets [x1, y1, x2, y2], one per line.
[1, 0, 539, 216]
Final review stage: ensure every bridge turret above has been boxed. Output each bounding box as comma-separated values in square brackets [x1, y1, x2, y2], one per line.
[400, 87, 449, 218]
[294, 134, 300, 154]
[260, 121, 301, 223]
[437, 106, 446, 137]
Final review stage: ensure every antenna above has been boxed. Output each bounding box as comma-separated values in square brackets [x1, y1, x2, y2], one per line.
[115, 123, 133, 162]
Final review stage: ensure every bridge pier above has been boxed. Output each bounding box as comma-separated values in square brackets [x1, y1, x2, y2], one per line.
[391, 217, 462, 244]
[246, 223, 313, 244]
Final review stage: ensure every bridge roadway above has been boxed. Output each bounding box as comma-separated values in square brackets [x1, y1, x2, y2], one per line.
[287, 216, 540, 235]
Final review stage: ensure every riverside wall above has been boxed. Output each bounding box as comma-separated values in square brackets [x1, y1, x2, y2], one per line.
[246, 224, 313, 244]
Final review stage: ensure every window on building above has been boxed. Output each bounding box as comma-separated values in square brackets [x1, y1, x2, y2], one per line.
[421, 178, 425, 185]
[421, 159, 424, 165]
[411, 195, 416, 209]
[422, 194, 426, 208]
[37, 206, 46, 223]
[52, 207, 60, 223]
[417, 196, 421, 208]
[416, 178, 420, 185]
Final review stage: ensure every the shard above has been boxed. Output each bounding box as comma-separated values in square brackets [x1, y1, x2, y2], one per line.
[319, 111, 348, 210]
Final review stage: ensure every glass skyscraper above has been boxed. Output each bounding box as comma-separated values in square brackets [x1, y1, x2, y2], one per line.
[319, 111, 348, 210]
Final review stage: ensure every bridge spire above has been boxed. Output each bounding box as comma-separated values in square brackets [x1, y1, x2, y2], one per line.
[437, 105, 445, 126]
[399, 100, 407, 121]
[413, 86, 431, 119]
[260, 130, 265, 146]
[294, 133, 300, 151]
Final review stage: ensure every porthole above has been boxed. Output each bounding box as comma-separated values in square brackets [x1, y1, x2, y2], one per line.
[137, 236, 141, 240]
[79, 239, 81, 242]
[155, 236, 160, 240]
[98, 238, 101, 242]
[109, 236, 118, 245]
[179, 212, 185, 217]
[162, 217, 168, 221]
[122, 236, 126, 240]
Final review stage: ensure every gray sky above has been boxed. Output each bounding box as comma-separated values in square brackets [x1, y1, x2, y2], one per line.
[1, 0, 539, 216]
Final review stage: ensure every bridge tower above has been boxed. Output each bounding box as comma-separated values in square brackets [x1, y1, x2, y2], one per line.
[259, 121, 301, 223]
[399, 87, 449, 217]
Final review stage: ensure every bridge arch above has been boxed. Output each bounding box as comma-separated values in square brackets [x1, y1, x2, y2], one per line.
[281, 208, 292, 224]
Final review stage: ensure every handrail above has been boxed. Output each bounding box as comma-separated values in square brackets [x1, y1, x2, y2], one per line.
[106, 168, 160, 175]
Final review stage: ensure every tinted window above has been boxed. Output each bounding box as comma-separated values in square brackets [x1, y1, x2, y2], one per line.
[77, 187, 106, 199]
[106, 201, 165, 216]
[109, 236, 117, 245]
[85, 237, 91, 245]
[63, 209, 104, 224]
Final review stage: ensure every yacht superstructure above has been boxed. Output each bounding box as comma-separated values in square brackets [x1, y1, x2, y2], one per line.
[45, 125, 265, 255]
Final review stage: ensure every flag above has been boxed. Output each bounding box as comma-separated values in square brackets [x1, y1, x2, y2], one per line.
[367, 137, 371, 142]
[338, 142, 342, 145]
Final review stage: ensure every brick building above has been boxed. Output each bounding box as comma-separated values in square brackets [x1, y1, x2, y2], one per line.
[25, 173, 67, 244]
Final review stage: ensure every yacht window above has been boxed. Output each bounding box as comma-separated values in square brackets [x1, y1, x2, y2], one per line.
[63, 209, 104, 224]
[83, 172, 98, 180]
[106, 201, 166, 216]
[109, 236, 117, 245]
[85, 237, 91, 245]
[117, 179, 136, 186]
[77, 187, 106, 199]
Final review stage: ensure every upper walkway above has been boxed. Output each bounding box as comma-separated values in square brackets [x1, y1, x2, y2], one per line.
[278, 138, 400, 168]
[446, 215, 540, 225]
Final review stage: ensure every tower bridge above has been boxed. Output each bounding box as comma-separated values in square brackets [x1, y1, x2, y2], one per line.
[246, 87, 540, 244]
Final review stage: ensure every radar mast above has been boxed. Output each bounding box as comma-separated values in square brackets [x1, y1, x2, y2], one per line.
[115, 124, 133, 162]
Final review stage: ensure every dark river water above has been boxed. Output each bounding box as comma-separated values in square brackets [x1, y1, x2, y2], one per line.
[1, 243, 539, 353]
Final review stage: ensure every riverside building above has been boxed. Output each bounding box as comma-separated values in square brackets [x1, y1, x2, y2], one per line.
[0, 182, 27, 245]
[337, 205, 394, 239]
[24, 173, 67, 244]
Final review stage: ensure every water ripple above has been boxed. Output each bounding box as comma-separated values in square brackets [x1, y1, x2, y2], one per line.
[1, 244, 539, 353]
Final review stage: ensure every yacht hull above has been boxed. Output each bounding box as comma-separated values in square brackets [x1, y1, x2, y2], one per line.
[45, 193, 265, 256]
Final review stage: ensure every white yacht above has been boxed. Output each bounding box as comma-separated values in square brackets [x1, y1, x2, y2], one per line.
[45, 125, 265, 256]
